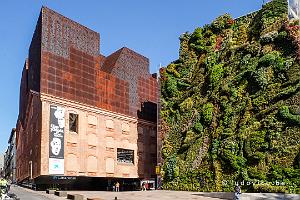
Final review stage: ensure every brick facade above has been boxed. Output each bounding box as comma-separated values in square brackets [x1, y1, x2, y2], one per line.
[16, 90, 42, 181]
[16, 7, 158, 188]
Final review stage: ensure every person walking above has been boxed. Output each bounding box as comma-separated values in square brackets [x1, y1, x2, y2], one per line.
[115, 182, 120, 192]
[7, 179, 11, 191]
[0, 177, 8, 198]
[234, 185, 241, 200]
[141, 182, 146, 191]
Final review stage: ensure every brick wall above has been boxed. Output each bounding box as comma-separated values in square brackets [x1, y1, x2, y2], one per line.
[16, 92, 42, 181]
[39, 97, 151, 178]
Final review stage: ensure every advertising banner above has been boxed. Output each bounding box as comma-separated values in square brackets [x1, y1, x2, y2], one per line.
[49, 105, 65, 175]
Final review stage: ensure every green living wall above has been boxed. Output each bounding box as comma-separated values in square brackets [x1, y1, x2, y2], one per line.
[160, 0, 300, 193]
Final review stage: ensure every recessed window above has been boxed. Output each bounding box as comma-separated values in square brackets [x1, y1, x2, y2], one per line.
[117, 148, 134, 164]
[69, 113, 78, 133]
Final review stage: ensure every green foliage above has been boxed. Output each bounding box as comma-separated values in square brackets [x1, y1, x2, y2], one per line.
[202, 103, 214, 124]
[209, 64, 224, 87]
[194, 122, 203, 133]
[248, 167, 267, 180]
[210, 13, 234, 33]
[165, 74, 178, 97]
[279, 106, 300, 125]
[258, 51, 286, 71]
[179, 97, 194, 112]
[253, 183, 286, 193]
[160, 0, 300, 193]
[250, 0, 288, 38]
[164, 155, 179, 181]
[190, 28, 207, 53]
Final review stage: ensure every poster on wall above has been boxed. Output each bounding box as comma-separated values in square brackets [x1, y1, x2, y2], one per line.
[49, 105, 65, 175]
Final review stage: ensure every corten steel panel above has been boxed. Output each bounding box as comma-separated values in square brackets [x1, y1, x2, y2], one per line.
[28, 14, 42, 93]
[101, 47, 158, 119]
[19, 61, 30, 126]
[41, 7, 99, 58]
[42, 48, 136, 116]
[23, 7, 158, 117]
[25, 6, 158, 120]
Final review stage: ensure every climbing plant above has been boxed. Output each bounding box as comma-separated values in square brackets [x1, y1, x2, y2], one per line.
[160, 0, 300, 193]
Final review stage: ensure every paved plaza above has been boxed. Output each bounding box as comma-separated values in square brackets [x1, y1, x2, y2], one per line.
[9, 185, 300, 200]
[66, 190, 224, 200]
[10, 186, 222, 200]
[67, 190, 300, 200]
[9, 185, 61, 200]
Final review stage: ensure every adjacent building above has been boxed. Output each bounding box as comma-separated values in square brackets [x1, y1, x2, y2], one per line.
[0, 153, 4, 177]
[4, 128, 17, 183]
[3, 149, 8, 178]
[16, 7, 158, 190]
[288, 0, 300, 23]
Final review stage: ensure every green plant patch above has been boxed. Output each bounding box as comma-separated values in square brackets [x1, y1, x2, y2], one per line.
[160, 0, 300, 193]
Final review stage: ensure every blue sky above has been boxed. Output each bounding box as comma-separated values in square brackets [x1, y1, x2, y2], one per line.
[0, 0, 263, 153]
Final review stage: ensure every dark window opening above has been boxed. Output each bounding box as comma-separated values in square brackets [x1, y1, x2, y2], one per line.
[117, 148, 134, 164]
[137, 101, 157, 122]
[69, 113, 78, 133]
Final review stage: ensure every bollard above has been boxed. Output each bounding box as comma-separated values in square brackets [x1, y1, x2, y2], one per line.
[86, 198, 104, 200]
[67, 194, 84, 200]
[54, 191, 68, 197]
[114, 197, 118, 200]
[46, 189, 56, 194]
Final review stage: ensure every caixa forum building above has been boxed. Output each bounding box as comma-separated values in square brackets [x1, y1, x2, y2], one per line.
[16, 7, 158, 190]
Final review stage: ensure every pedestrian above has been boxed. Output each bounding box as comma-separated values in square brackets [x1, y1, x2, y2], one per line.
[141, 182, 146, 191]
[234, 185, 241, 200]
[0, 177, 8, 197]
[115, 182, 120, 192]
[7, 179, 11, 191]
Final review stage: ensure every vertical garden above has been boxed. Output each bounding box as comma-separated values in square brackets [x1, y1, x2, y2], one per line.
[160, 0, 300, 193]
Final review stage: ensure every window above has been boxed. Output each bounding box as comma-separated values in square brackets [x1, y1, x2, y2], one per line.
[69, 113, 78, 133]
[117, 148, 134, 164]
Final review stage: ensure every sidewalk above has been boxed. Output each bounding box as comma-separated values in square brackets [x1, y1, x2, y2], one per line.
[67, 190, 300, 200]
[67, 190, 223, 200]
[9, 186, 300, 200]
[9, 185, 62, 200]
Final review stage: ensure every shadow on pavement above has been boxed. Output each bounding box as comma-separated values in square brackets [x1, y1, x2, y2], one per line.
[193, 192, 300, 200]
[192, 192, 233, 200]
[7, 192, 19, 200]
[256, 193, 300, 200]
